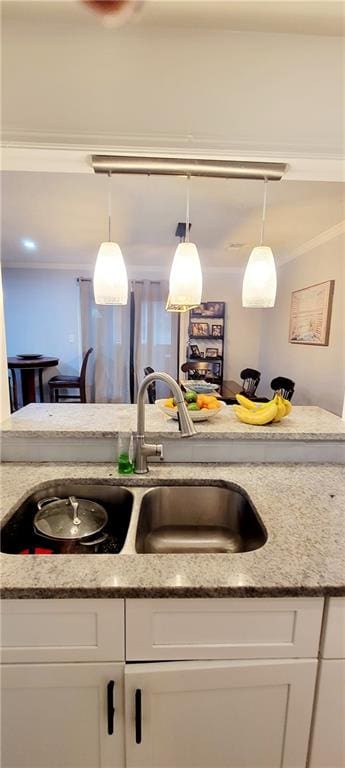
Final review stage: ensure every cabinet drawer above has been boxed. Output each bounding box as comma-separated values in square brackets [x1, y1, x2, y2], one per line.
[126, 598, 324, 661]
[1, 599, 124, 663]
[322, 597, 345, 659]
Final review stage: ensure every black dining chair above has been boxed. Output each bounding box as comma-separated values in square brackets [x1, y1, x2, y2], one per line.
[240, 368, 261, 397]
[8, 371, 18, 412]
[271, 376, 295, 401]
[48, 348, 93, 403]
[144, 366, 156, 404]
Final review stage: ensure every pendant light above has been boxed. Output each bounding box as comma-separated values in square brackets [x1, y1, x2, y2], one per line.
[93, 173, 128, 305]
[242, 179, 277, 308]
[166, 176, 203, 312]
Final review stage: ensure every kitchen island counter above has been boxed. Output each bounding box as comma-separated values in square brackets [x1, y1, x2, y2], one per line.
[1, 403, 344, 463]
[2, 402, 345, 440]
[1, 461, 344, 599]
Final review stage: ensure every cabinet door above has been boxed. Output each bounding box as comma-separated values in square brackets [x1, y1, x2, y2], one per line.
[309, 660, 345, 768]
[1, 662, 125, 768]
[125, 659, 317, 768]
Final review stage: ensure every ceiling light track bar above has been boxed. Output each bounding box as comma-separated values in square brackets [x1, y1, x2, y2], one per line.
[91, 155, 287, 181]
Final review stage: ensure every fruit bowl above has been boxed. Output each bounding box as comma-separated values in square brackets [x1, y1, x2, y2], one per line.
[156, 399, 226, 422]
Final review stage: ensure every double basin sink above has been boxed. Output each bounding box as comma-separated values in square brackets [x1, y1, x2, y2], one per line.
[1, 481, 267, 556]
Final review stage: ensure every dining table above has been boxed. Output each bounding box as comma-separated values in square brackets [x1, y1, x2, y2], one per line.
[218, 379, 242, 398]
[180, 378, 242, 400]
[7, 356, 59, 406]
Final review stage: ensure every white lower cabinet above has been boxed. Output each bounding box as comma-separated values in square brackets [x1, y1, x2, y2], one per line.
[0, 597, 325, 768]
[124, 659, 318, 768]
[309, 660, 345, 768]
[309, 598, 345, 768]
[1, 662, 125, 768]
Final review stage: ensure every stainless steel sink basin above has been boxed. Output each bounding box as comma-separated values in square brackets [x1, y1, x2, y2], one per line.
[135, 485, 267, 554]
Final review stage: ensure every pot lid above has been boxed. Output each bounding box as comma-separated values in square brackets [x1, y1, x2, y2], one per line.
[34, 496, 108, 541]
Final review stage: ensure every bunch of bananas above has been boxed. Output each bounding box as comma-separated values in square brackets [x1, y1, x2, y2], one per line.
[233, 393, 292, 425]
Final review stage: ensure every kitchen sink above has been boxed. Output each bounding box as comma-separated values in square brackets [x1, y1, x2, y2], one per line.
[1, 481, 267, 556]
[135, 485, 267, 554]
[1, 483, 133, 554]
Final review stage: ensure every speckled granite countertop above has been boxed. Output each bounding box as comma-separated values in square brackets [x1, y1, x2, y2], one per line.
[1, 462, 344, 599]
[1, 403, 345, 441]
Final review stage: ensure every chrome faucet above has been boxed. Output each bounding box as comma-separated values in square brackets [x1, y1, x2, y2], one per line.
[134, 371, 196, 473]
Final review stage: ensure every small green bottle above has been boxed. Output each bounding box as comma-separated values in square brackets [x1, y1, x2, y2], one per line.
[117, 434, 134, 475]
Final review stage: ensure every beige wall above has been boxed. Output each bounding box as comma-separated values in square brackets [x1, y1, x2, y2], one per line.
[0, 268, 11, 422]
[184, 241, 344, 414]
[259, 236, 345, 415]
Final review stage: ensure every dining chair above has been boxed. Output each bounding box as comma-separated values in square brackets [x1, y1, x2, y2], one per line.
[8, 371, 18, 412]
[48, 348, 93, 403]
[240, 368, 261, 397]
[143, 366, 156, 404]
[271, 376, 295, 401]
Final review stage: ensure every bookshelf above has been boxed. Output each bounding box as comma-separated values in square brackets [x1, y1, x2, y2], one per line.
[186, 302, 225, 386]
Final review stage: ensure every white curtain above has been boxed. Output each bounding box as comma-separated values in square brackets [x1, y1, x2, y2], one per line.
[133, 280, 178, 400]
[79, 279, 131, 403]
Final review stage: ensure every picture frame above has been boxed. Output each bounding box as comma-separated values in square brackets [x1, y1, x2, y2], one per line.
[191, 321, 209, 337]
[288, 280, 335, 346]
[191, 302, 225, 318]
[189, 343, 200, 358]
[212, 324, 222, 338]
[205, 347, 219, 358]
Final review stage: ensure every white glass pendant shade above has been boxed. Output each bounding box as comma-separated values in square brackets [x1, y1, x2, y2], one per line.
[242, 245, 277, 308]
[167, 241, 203, 312]
[93, 241, 128, 305]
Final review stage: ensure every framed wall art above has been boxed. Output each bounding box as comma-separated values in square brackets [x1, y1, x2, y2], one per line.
[288, 280, 335, 346]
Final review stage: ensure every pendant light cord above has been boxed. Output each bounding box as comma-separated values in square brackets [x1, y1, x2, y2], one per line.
[108, 172, 112, 241]
[185, 175, 190, 243]
[260, 178, 268, 246]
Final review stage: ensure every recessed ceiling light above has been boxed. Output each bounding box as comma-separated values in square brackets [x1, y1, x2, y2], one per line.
[21, 239, 37, 250]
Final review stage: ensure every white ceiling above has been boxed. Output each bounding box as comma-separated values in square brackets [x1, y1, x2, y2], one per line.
[1, 171, 344, 270]
[1, 1, 344, 270]
[2, 0, 345, 36]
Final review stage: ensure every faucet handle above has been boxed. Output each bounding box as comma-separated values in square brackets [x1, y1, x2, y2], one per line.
[156, 444, 164, 461]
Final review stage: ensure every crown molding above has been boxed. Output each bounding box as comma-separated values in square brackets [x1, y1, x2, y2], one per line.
[1, 261, 94, 271]
[280, 220, 345, 265]
[1, 260, 243, 275]
[1, 137, 344, 181]
[2, 127, 343, 156]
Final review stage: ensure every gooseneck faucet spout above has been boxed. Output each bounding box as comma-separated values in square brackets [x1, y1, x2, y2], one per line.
[135, 371, 196, 473]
